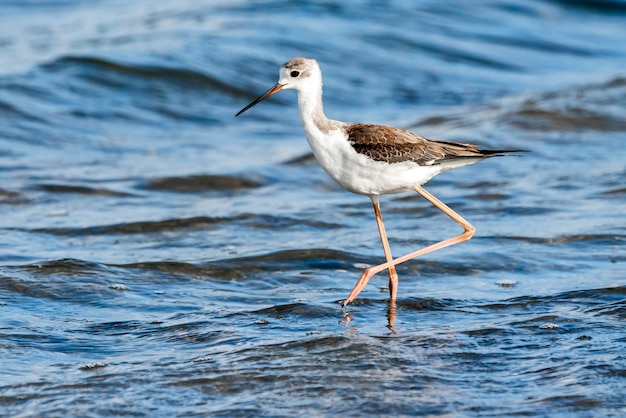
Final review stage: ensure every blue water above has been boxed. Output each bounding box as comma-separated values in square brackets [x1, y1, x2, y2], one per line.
[1, 0, 625, 416]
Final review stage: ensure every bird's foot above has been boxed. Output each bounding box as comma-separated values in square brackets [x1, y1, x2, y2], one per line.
[342, 267, 376, 307]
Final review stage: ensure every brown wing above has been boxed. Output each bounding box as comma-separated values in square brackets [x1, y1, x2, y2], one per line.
[346, 123, 497, 166]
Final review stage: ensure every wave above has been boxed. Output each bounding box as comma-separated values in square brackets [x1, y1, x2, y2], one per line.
[41, 55, 245, 96]
[414, 76, 626, 134]
[28, 213, 341, 236]
[32, 183, 135, 197]
[141, 174, 264, 192]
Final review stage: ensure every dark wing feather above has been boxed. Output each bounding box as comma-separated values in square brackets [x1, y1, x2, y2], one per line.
[347, 123, 518, 166]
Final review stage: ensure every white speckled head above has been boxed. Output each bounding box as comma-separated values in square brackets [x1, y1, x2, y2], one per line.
[277, 57, 321, 92]
[236, 57, 322, 117]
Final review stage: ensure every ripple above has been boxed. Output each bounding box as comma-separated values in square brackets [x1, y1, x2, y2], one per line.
[31, 216, 230, 236]
[121, 248, 361, 280]
[503, 77, 626, 132]
[41, 55, 243, 96]
[32, 183, 135, 197]
[141, 174, 264, 192]
[548, 0, 626, 14]
[600, 186, 626, 196]
[17, 258, 109, 275]
[29, 213, 341, 236]
[0, 189, 29, 205]
[502, 234, 625, 245]
[247, 302, 337, 319]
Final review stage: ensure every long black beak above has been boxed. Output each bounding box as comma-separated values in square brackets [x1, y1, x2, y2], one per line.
[236, 83, 285, 117]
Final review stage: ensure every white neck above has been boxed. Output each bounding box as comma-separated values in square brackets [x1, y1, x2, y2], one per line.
[296, 78, 341, 134]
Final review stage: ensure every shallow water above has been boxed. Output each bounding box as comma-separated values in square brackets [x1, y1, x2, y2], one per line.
[1, 0, 625, 416]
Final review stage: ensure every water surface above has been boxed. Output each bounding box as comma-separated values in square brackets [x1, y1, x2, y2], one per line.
[1, 0, 625, 416]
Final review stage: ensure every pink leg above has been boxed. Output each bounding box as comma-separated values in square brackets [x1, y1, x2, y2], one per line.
[372, 201, 399, 303]
[343, 185, 476, 307]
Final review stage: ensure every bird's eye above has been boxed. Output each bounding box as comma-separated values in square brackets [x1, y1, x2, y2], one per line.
[290, 70, 300, 77]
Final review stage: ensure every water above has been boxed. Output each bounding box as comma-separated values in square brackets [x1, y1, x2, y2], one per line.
[1, 0, 625, 416]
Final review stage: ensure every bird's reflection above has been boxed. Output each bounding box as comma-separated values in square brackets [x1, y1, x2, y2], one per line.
[386, 300, 397, 333]
[339, 300, 398, 333]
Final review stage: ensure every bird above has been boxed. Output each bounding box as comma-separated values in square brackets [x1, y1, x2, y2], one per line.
[236, 57, 520, 307]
